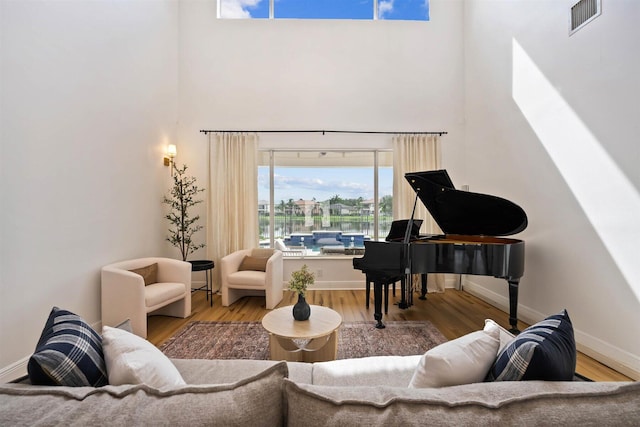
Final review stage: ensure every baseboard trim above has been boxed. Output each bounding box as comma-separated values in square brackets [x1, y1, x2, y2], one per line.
[190, 280, 205, 288]
[0, 357, 28, 383]
[308, 275, 460, 291]
[574, 331, 640, 381]
[307, 280, 366, 290]
[462, 279, 640, 380]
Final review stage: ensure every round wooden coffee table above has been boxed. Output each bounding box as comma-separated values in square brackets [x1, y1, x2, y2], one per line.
[261, 305, 342, 362]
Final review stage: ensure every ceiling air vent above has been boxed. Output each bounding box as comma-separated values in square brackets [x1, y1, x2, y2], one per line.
[570, 0, 601, 35]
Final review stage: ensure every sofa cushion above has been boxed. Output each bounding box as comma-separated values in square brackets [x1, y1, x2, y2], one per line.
[488, 309, 576, 381]
[144, 282, 186, 308]
[487, 318, 516, 353]
[238, 255, 268, 272]
[409, 319, 500, 388]
[170, 358, 312, 384]
[102, 326, 185, 389]
[227, 270, 267, 287]
[27, 307, 108, 387]
[129, 263, 158, 285]
[312, 355, 422, 387]
[0, 363, 288, 426]
[283, 379, 640, 426]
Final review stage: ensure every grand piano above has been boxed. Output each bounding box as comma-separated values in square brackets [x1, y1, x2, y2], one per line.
[353, 170, 527, 333]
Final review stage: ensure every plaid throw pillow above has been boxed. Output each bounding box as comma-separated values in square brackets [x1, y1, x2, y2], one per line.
[28, 307, 108, 387]
[487, 309, 576, 381]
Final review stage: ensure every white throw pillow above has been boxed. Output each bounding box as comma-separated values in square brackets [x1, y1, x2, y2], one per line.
[102, 325, 186, 389]
[408, 321, 500, 388]
[484, 318, 516, 353]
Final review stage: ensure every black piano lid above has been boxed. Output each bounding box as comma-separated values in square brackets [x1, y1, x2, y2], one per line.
[405, 170, 528, 236]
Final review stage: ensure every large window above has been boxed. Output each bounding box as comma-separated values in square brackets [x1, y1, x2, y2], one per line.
[258, 150, 394, 252]
[219, 0, 430, 21]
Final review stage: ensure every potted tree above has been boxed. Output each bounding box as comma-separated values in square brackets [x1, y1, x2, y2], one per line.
[163, 164, 205, 261]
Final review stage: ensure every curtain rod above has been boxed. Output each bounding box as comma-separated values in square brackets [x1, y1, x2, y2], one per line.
[200, 129, 447, 136]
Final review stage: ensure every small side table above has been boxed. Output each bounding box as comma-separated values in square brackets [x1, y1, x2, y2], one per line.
[261, 305, 342, 362]
[189, 260, 215, 307]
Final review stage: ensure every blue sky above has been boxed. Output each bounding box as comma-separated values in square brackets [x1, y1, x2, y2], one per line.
[258, 166, 393, 203]
[221, 0, 430, 21]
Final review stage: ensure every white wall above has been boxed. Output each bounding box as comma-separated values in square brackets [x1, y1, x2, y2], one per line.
[0, 1, 179, 379]
[283, 257, 366, 290]
[463, 0, 640, 377]
[176, 0, 466, 199]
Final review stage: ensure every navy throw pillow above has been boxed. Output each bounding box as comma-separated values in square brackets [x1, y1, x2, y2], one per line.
[28, 307, 108, 387]
[488, 309, 576, 381]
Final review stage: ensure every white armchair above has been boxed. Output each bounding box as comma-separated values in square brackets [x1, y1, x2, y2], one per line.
[101, 257, 192, 338]
[221, 248, 283, 309]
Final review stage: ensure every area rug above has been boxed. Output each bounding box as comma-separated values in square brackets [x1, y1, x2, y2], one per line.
[159, 320, 447, 360]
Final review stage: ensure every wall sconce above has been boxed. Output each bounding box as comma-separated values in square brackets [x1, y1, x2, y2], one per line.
[164, 144, 177, 169]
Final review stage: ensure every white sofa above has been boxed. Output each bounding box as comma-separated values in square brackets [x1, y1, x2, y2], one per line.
[101, 257, 192, 338]
[3, 307, 638, 426]
[2, 357, 638, 426]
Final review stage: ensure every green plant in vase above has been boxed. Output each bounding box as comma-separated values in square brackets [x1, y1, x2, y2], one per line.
[289, 264, 314, 320]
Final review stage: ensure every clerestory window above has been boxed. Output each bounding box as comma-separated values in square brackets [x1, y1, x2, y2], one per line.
[219, 0, 430, 21]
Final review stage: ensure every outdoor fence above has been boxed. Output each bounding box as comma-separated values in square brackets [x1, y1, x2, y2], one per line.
[259, 214, 394, 241]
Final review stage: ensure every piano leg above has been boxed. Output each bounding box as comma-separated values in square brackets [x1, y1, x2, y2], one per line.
[384, 282, 390, 314]
[365, 275, 371, 309]
[507, 279, 520, 334]
[419, 273, 428, 300]
[373, 280, 385, 329]
[398, 276, 408, 309]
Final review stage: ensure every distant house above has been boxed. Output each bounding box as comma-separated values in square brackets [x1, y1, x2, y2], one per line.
[361, 199, 376, 216]
[328, 203, 351, 215]
[295, 199, 322, 216]
[258, 200, 270, 215]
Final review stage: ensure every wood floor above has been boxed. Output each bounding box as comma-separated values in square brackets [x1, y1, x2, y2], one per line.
[147, 288, 632, 382]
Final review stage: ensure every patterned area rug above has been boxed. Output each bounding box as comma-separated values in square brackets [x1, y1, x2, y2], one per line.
[159, 320, 447, 360]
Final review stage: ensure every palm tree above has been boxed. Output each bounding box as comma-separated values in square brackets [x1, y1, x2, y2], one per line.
[278, 200, 287, 237]
[355, 197, 364, 231]
[380, 195, 393, 215]
[329, 194, 342, 216]
[287, 198, 295, 233]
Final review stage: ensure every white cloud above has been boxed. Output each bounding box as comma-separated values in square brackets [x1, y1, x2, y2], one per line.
[379, 0, 394, 19]
[272, 174, 371, 201]
[220, 0, 264, 19]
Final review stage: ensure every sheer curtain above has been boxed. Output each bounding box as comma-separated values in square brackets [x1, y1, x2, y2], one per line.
[392, 134, 445, 293]
[207, 132, 259, 286]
